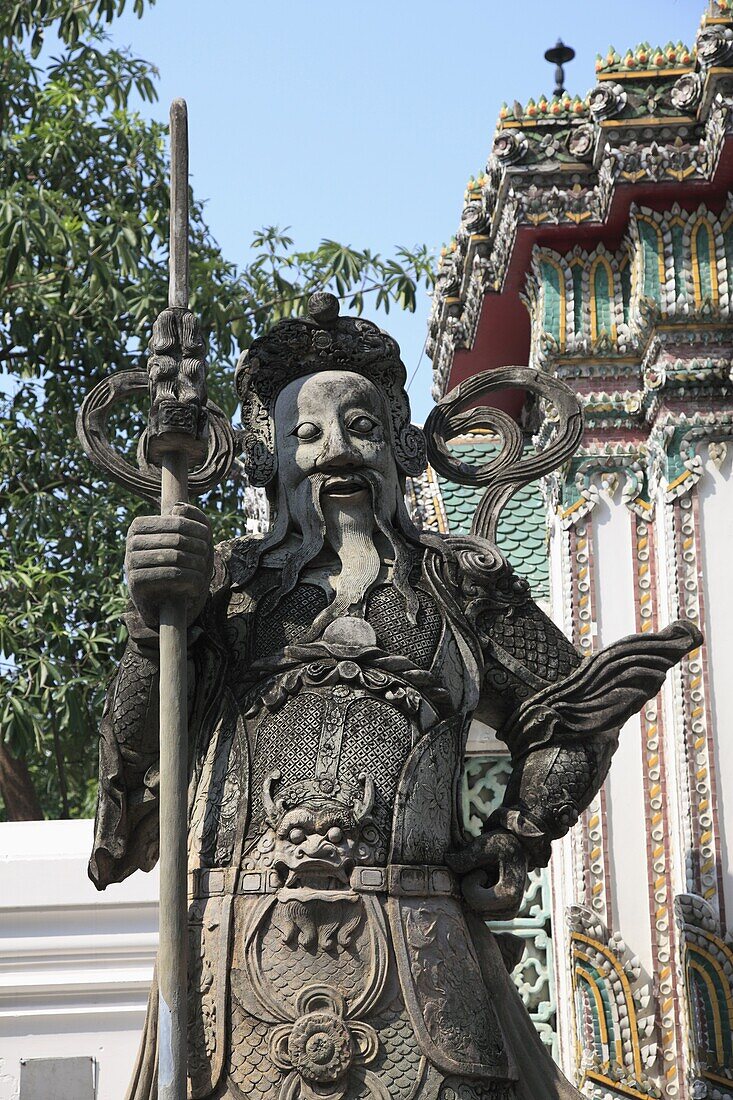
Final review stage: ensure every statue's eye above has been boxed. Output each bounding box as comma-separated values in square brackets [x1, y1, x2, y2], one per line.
[293, 422, 320, 441]
[327, 827, 343, 844]
[289, 827, 306, 844]
[348, 415, 377, 436]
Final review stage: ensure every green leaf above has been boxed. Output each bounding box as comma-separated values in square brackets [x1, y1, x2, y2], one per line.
[0, 0, 431, 822]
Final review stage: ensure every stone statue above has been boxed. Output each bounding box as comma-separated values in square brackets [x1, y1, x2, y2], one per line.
[88, 293, 700, 1100]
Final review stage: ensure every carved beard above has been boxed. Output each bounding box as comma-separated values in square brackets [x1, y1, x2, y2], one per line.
[321, 493, 382, 622]
[259, 468, 423, 629]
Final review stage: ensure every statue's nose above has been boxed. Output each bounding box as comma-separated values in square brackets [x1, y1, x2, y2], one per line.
[317, 426, 361, 468]
[300, 834, 337, 859]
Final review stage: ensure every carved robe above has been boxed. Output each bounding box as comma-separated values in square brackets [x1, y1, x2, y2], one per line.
[90, 532, 687, 1100]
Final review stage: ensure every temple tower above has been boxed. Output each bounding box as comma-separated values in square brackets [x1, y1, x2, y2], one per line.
[423, 5, 733, 1097]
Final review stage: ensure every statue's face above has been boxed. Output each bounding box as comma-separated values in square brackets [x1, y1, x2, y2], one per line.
[264, 369, 417, 615]
[273, 371, 400, 505]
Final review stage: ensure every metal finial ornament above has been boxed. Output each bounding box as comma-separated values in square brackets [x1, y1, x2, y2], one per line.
[544, 38, 575, 97]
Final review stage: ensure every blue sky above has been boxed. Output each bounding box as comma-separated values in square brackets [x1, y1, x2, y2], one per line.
[109, 0, 705, 423]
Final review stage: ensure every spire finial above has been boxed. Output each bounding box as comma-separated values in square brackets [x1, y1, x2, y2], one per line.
[544, 38, 575, 97]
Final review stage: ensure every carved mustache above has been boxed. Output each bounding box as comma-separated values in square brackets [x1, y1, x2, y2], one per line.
[311, 468, 378, 494]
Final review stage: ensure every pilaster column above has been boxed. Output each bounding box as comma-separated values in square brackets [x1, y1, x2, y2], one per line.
[631, 515, 684, 1098]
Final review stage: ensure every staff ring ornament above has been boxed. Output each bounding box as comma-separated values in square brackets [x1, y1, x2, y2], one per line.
[76, 368, 237, 503]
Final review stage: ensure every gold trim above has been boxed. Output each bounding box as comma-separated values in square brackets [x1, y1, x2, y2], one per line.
[655, 320, 733, 332]
[702, 1070, 733, 1088]
[688, 958, 726, 1064]
[598, 67, 694, 82]
[560, 498, 585, 520]
[576, 954, 623, 1064]
[575, 965, 610, 1048]
[556, 356, 639, 367]
[667, 470, 692, 491]
[499, 118, 586, 131]
[601, 115, 695, 128]
[690, 937, 733, 1018]
[573, 933, 644, 1079]
[585, 1071, 653, 1100]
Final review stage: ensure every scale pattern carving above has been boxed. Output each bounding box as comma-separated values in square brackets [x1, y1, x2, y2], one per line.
[112, 647, 157, 751]
[248, 694, 325, 827]
[366, 585, 442, 668]
[438, 1082, 516, 1099]
[258, 899, 370, 1014]
[481, 600, 579, 684]
[339, 697, 413, 838]
[227, 1001, 281, 1100]
[254, 583, 329, 659]
[367, 997, 424, 1098]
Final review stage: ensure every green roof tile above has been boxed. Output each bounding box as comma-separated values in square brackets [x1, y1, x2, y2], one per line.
[435, 438, 549, 600]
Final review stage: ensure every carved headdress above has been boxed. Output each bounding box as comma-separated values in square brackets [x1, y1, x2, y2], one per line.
[234, 291, 426, 486]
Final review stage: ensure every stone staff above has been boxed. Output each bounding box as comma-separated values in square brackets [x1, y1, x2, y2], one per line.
[77, 98, 236, 1100]
[151, 96, 198, 1100]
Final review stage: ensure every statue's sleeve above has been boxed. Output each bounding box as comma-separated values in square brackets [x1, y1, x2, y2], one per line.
[88, 551, 230, 889]
[472, 595, 589, 868]
[475, 579, 699, 870]
[88, 620, 164, 888]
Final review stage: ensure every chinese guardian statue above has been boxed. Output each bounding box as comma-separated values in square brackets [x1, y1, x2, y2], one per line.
[88, 293, 700, 1100]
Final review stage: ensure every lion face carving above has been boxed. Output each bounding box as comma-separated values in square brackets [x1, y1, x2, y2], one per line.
[262, 771, 376, 896]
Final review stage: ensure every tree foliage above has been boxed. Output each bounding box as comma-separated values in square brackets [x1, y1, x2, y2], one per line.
[0, 0, 434, 819]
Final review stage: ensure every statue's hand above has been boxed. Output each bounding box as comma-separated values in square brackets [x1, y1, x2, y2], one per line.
[446, 830, 527, 919]
[125, 503, 213, 631]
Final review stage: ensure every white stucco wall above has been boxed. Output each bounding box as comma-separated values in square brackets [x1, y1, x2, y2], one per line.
[593, 496, 653, 976]
[0, 819, 157, 1100]
[697, 454, 733, 924]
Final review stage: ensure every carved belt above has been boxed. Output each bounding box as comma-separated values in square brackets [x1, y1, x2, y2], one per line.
[188, 864, 458, 900]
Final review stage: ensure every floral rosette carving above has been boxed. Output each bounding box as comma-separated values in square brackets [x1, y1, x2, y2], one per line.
[289, 1012, 352, 1084]
[492, 131, 527, 166]
[671, 71, 702, 112]
[461, 202, 489, 235]
[588, 83, 627, 122]
[567, 124, 595, 160]
[269, 986, 378, 1100]
[697, 24, 733, 69]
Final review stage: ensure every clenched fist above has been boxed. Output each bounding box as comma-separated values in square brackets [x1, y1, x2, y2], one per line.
[125, 503, 214, 631]
[446, 829, 527, 919]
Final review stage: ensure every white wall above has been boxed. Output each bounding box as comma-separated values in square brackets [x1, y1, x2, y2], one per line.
[697, 454, 733, 926]
[592, 497, 653, 976]
[0, 820, 157, 1100]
